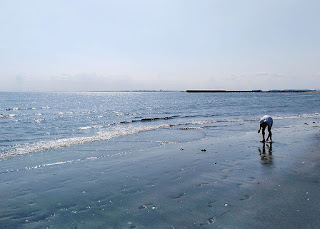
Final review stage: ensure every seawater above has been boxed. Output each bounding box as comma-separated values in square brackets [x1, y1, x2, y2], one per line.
[1, 92, 319, 158]
[0, 92, 319, 228]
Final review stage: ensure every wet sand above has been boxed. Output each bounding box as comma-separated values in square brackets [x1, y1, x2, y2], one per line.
[137, 121, 320, 229]
[210, 134, 320, 228]
[1, 119, 320, 228]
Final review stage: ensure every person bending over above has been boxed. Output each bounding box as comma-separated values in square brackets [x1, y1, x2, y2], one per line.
[258, 115, 273, 142]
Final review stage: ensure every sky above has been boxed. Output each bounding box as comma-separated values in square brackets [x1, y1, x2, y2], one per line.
[0, 0, 319, 91]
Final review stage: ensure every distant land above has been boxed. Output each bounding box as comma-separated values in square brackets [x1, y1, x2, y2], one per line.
[89, 90, 177, 93]
[88, 89, 319, 93]
[185, 89, 319, 93]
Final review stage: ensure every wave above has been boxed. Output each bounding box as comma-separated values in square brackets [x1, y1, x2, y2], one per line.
[1, 151, 130, 174]
[214, 113, 320, 123]
[1, 119, 220, 160]
[115, 113, 319, 126]
[78, 125, 103, 130]
[139, 116, 175, 122]
[118, 115, 179, 124]
[1, 113, 319, 160]
[0, 123, 180, 160]
[273, 113, 320, 120]
[1, 106, 50, 111]
[0, 114, 16, 118]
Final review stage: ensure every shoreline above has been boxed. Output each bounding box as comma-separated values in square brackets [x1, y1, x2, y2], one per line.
[0, 115, 319, 228]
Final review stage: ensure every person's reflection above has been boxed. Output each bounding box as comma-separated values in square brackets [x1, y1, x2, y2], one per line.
[258, 142, 273, 164]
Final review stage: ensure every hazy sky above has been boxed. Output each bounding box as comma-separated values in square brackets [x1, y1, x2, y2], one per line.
[1, 0, 319, 91]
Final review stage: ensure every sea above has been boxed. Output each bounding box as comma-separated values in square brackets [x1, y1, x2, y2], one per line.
[0, 91, 319, 228]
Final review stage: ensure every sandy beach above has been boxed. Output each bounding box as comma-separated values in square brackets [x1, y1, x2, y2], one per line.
[1, 0, 320, 227]
[1, 114, 319, 228]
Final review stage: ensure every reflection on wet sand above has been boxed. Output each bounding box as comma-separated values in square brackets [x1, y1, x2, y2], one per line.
[258, 142, 273, 164]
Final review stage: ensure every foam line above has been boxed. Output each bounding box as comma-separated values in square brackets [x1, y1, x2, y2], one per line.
[1, 113, 319, 159]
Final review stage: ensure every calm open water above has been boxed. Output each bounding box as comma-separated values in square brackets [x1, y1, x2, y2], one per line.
[0, 92, 319, 228]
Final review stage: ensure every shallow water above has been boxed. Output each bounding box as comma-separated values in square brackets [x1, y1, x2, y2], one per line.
[0, 92, 319, 228]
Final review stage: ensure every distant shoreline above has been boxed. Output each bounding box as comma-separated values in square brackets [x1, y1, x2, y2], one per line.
[185, 89, 319, 93]
[1, 90, 318, 93]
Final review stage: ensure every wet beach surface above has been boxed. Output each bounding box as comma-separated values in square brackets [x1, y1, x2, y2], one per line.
[1, 117, 319, 228]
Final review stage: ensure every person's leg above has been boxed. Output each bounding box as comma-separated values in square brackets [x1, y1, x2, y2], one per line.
[261, 127, 266, 142]
[267, 126, 272, 142]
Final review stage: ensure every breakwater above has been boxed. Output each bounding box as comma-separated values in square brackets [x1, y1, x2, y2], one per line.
[186, 89, 318, 93]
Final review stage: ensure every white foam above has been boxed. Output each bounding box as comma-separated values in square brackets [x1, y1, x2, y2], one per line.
[78, 125, 103, 130]
[2, 120, 212, 159]
[2, 113, 319, 159]
[22, 151, 130, 171]
[1, 124, 172, 159]
[273, 113, 320, 120]
[0, 114, 16, 118]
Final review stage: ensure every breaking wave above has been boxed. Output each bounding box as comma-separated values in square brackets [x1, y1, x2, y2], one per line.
[1, 113, 319, 159]
[1, 121, 212, 160]
[0, 114, 16, 118]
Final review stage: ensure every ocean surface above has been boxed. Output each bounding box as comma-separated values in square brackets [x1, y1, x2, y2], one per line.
[0, 92, 319, 228]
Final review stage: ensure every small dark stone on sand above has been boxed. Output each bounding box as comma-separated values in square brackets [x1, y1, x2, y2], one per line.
[240, 194, 251, 200]
[207, 200, 215, 207]
[208, 217, 215, 223]
[138, 205, 147, 210]
[171, 193, 185, 199]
